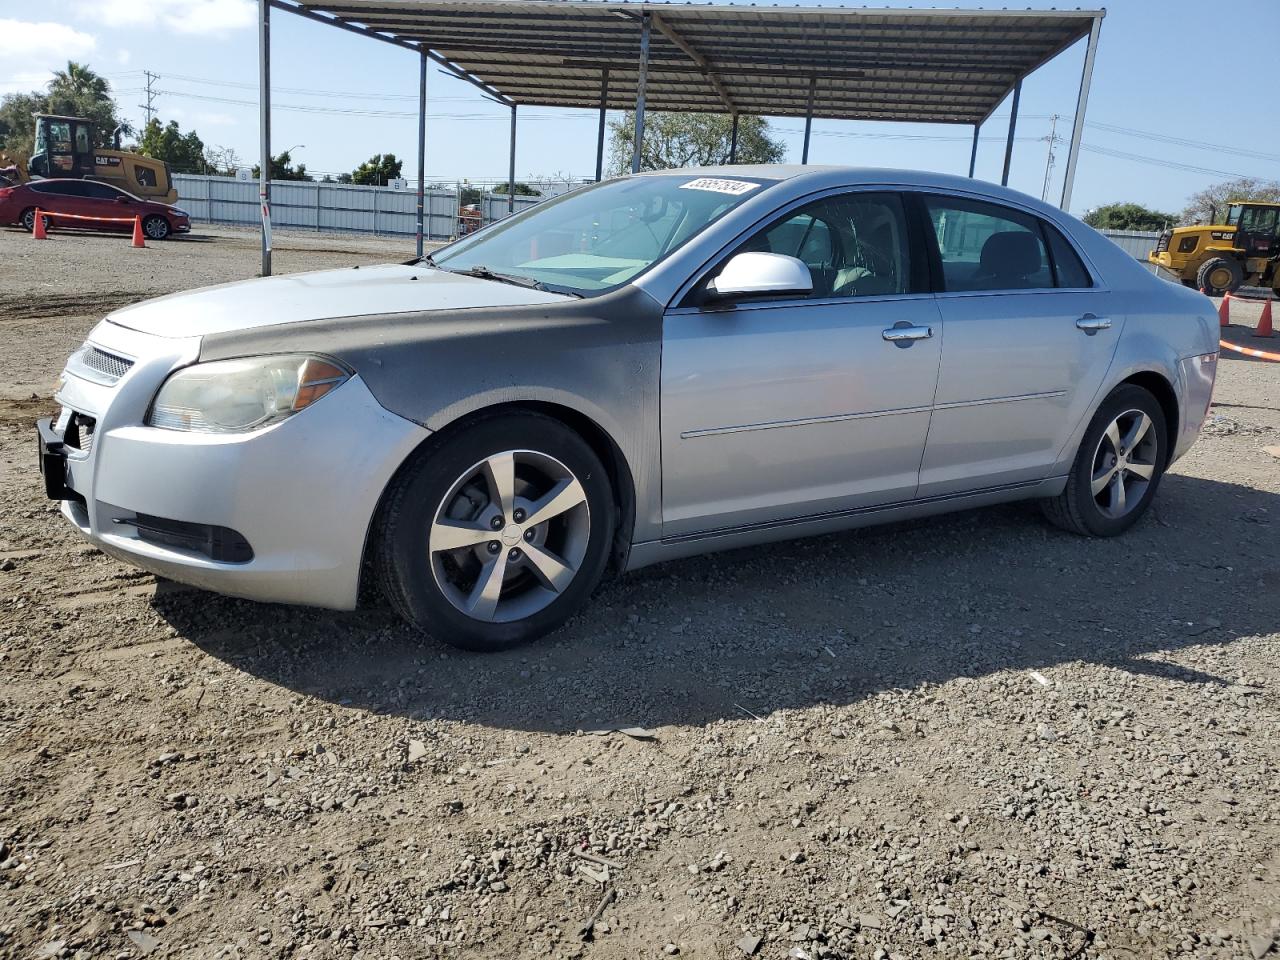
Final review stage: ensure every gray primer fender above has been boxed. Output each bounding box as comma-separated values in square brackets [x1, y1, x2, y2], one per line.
[198, 284, 666, 542]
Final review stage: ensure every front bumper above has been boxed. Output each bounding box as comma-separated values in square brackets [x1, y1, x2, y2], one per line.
[45, 320, 430, 610]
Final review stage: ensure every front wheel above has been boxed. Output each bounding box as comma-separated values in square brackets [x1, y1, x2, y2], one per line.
[375, 413, 615, 651]
[1196, 257, 1243, 297]
[1041, 384, 1168, 537]
[142, 215, 171, 240]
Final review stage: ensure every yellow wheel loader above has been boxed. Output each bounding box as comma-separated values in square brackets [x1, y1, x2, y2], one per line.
[1148, 201, 1280, 297]
[0, 114, 177, 204]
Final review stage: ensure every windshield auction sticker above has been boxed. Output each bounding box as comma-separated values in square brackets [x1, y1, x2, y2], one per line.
[679, 177, 760, 196]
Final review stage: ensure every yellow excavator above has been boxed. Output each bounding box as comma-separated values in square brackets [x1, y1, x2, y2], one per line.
[0, 114, 177, 204]
[1148, 200, 1280, 297]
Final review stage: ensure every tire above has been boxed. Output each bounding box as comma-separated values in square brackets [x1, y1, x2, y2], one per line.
[1041, 384, 1168, 537]
[20, 208, 49, 233]
[142, 215, 170, 240]
[1196, 256, 1243, 296]
[375, 412, 615, 651]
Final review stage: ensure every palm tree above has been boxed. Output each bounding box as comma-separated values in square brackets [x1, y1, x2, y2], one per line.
[49, 62, 110, 102]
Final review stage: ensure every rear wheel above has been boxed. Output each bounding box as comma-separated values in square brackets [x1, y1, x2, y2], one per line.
[142, 215, 170, 240]
[1041, 384, 1168, 537]
[1196, 256, 1243, 296]
[375, 413, 615, 651]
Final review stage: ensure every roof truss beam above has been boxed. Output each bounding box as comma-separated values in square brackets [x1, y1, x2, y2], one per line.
[649, 12, 734, 113]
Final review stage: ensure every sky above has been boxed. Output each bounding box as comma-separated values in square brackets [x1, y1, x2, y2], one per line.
[3, 0, 1278, 215]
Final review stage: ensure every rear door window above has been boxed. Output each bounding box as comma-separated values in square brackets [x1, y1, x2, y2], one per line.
[82, 181, 120, 200]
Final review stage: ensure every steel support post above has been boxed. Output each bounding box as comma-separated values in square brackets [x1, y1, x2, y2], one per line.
[801, 76, 816, 164]
[1060, 15, 1102, 211]
[508, 104, 517, 213]
[595, 68, 609, 181]
[631, 13, 650, 175]
[416, 49, 427, 256]
[258, 0, 272, 276]
[1001, 78, 1022, 187]
[968, 124, 979, 178]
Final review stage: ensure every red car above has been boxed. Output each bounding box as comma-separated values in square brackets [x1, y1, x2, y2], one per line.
[0, 178, 190, 240]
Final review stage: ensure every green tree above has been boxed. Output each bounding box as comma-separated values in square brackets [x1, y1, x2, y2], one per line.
[251, 150, 313, 182]
[350, 153, 403, 186]
[0, 61, 120, 165]
[1181, 177, 1280, 225]
[493, 181, 540, 196]
[45, 61, 120, 147]
[0, 92, 46, 165]
[138, 118, 207, 173]
[1083, 202, 1177, 232]
[50, 62, 109, 101]
[607, 112, 786, 176]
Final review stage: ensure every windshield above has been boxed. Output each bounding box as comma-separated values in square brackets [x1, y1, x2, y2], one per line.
[432, 174, 774, 295]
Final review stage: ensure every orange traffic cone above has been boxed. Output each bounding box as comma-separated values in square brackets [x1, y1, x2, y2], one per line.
[1256, 298, 1275, 338]
[131, 216, 146, 248]
[32, 207, 46, 240]
[1218, 290, 1231, 328]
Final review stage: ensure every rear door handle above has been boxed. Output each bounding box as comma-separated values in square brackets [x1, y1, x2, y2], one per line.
[882, 324, 933, 342]
[1076, 313, 1112, 332]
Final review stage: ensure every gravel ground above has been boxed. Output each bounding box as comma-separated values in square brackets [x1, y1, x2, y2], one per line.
[1, 224, 1278, 960]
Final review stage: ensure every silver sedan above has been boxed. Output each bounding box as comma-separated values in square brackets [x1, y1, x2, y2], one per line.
[39, 166, 1220, 649]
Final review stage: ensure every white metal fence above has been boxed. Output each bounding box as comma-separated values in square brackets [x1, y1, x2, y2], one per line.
[172, 174, 542, 240]
[1098, 229, 1160, 261]
[171, 176, 1164, 261]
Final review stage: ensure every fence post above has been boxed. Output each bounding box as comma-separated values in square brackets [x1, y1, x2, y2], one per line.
[315, 181, 321, 232]
[372, 186, 379, 236]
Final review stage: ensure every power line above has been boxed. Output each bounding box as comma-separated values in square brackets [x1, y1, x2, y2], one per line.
[1085, 119, 1280, 164]
[1078, 143, 1259, 180]
[158, 89, 585, 121]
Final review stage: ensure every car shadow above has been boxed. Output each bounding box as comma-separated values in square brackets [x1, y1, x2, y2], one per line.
[155, 473, 1278, 734]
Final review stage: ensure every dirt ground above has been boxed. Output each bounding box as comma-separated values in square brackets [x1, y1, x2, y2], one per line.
[1, 224, 1278, 960]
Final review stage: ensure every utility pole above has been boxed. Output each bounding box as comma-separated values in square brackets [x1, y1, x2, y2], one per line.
[139, 70, 159, 127]
[1040, 114, 1063, 203]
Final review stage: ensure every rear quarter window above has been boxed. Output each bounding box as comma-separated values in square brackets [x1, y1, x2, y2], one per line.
[1045, 226, 1093, 288]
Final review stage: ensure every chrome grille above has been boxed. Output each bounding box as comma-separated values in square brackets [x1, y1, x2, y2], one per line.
[68, 345, 134, 386]
[81, 347, 133, 380]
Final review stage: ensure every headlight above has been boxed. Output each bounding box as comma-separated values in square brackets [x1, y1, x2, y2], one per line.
[148, 354, 350, 434]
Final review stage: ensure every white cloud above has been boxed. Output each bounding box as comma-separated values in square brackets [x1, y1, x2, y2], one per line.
[0, 20, 97, 94]
[115, 49, 132, 66]
[83, 0, 254, 35]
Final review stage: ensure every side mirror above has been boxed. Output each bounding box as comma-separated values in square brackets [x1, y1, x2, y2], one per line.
[706, 251, 812, 300]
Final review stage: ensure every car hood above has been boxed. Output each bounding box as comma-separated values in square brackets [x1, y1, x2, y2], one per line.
[105, 263, 572, 338]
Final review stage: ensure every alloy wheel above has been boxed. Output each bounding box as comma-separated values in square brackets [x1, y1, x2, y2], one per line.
[428, 449, 591, 623]
[1090, 408, 1158, 519]
[144, 217, 168, 240]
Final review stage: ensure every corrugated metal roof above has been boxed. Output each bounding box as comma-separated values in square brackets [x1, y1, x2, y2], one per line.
[288, 1, 1102, 124]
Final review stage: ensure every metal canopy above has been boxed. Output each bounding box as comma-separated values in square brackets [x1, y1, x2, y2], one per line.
[286, 0, 1100, 125]
[256, 0, 1104, 275]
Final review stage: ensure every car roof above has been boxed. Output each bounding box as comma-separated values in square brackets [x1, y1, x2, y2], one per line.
[635, 164, 1079, 224]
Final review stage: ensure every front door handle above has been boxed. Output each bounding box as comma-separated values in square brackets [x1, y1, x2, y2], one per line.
[882, 324, 933, 343]
[1076, 313, 1112, 332]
